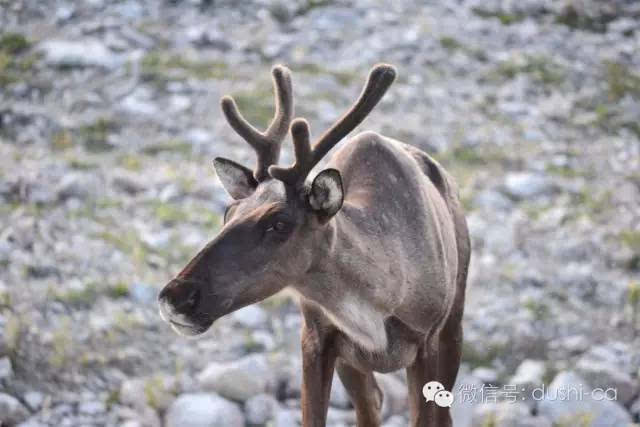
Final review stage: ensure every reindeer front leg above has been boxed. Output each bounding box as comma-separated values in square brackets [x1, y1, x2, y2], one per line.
[300, 323, 337, 427]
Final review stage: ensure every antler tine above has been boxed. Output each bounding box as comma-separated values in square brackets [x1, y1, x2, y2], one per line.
[265, 65, 294, 141]
[268, 118, 312, 185]
[220, 65, 294, 182]
[269, 63, 396, 187]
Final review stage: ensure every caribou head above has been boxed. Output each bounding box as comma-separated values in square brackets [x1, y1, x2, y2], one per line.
[157, 64, 395, 336]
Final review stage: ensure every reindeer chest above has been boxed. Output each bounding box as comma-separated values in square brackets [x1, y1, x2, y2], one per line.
[334, 315, 421, 373]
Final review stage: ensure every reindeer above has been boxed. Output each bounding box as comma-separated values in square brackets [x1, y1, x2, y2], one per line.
[158, 64, 470, 427]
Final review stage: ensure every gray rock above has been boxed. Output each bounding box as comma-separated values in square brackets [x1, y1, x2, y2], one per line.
[112, 172, 147, 194]
[383, 415, 407, 427]
[326, 407, 356, 425]
[575, 357, 638, 405]
[330, 375, 351, 409]
[230, 305, 268, 329]
[537, 371, 632, 427]
[165, 393, 244, 427]
[471, 366, 499, 385]
[0, 356, 13, 380]
[129, 282, 156, 305]
[244, 393, 277, 425]
[120, 88, 158, 116]
[16, 419, 48, 427]
[23, 391, 44, 411]
[631, 397, 640, 421]
[39, 40, 120, 69]
[502, 173, 554, 200]
[510, 359, 546, 389]
[273, 408, 298, 427]
[120, 375, 177, 412]
[473, 190, 513, 211]
[375, 373, 408, 418]
[56, 173, 100, 201]
[198, 354, 274, 402]
[0, 393, 30, 425]
[452, 371, 484, 427]
[78, 400, 106, 415]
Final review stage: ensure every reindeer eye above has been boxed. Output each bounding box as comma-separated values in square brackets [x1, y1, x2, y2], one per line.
[267, 221, 287, 232]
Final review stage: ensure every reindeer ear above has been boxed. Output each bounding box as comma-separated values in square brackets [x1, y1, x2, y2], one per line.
[309, 169, 343, 222]
[213, 157, 258, 199]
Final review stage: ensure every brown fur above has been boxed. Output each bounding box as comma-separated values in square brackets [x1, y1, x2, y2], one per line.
[158, 65, 470, 427]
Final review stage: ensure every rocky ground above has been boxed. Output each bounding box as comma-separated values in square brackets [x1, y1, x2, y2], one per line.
[0, 0, 639, 426]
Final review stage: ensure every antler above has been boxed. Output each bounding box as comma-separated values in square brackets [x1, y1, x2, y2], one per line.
[268, 64, 396, 187]
[221, 65, 293, 182]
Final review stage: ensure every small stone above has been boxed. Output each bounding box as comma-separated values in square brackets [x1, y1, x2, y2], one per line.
[78, 400, 106, 415]
[575, 357, 637, 405]
[510, 359, 546, 388]
[273, 408, 298, 427]
[375, 373, 408, 418]
[244, 393, 277, 425]
[0, 393, 30, 425]
[329, 375, 351, 409]
[230, 305, 268, 329]
[472, 402, 550, 427]
[198, 354, 274, 402]
[537, 371, 632, 427]
[0, 356, 13, 380]
[471, 366, 499, 385]
[383, 415, 407, 427]
[23, 391, 44, 411]
[56, 173, 100, 201]
[120, 375, 177, 412]
[39, 40, 120, 69]
[502, 173, 554, 200]
[165, 393, 244, 427]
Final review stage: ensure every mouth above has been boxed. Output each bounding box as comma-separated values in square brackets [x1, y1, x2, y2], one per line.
[158, 300, 213, 337]
[168, 319, 212, 337]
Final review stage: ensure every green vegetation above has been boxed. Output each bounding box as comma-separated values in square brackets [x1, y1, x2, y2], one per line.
[141, 51, 228, 83]
[107, 281, 130, 298]
[118, 154, 143, 171]
[440, 36, 462, 51]
[462, 341, 505, 369]
[523, 298, 550, 322]
[230, 85, 280, 127]
[52, 130, 74, 151]
[0, 33, 37, 87]
[604, 61, 640, 102]
[555, 412, 595, 427]
[77, 118, 117, 152]
[142, 139, 192, 156]
[144, 375, 177, 410]
[3, 315, 23, 354]
[0, 33, 30, 54]
[50, 317, 73, 368]
[95, 229, 148, 264]
[472, 8, 524, 25]
[629, 282, 640, 334]
[292, 63, 357, 86]
[555, 6, 612, 33]
[481, 414, 498, 427]
[490, 56, 565, 85]
[54, 281, 132, 307]
[620, 230, 640, 251]
[295, 0, 334, 17]
[572, 188, 612, 217]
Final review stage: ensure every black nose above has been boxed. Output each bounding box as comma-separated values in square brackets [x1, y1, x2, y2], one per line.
[159, 279, 201, 315]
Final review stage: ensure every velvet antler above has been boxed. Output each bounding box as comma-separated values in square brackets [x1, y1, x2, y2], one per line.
[268, 64, 396, 187]
[221, 65, 293, 182]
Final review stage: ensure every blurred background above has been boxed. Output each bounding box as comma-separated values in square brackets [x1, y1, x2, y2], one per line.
[0, 0, 639, 426]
